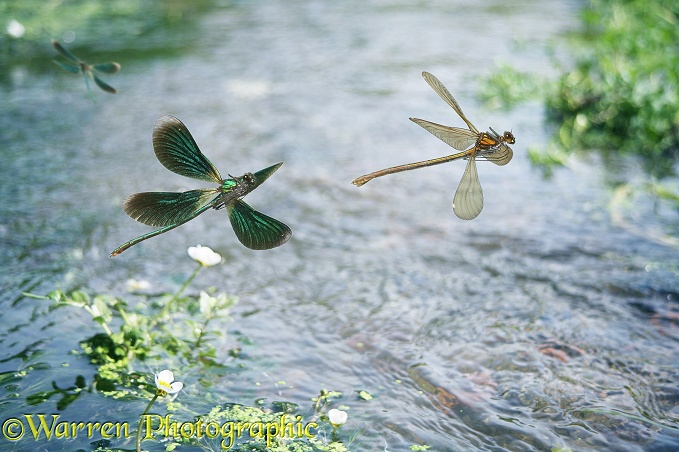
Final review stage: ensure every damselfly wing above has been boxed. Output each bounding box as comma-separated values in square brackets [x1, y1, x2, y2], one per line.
[352, 71, 515, 220]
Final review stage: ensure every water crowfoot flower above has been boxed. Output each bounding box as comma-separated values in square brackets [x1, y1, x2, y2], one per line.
[126, 278, 151, 292]
[154, 369, 183, 396]
[187, 245, 223, 267]
[328, 408, 347, 428]
[137, 370, 183, 452]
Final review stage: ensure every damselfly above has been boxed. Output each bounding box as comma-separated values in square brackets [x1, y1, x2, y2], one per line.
[352, 71, 515, 220]
[110, 115, 291, 256]
[51, 40, 120, 100]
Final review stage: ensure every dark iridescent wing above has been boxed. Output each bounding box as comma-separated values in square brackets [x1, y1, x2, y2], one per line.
[409, 118, 478, 151]
[92, 62, 121, 74]
[53, 60, 80, 74]
[421, 72, 479, 134]
[452, 151, 483, 220]
[51, 40, 79, 63]
[152, 115, 222, 183]
[227, 200, 291, 250]
[123, 189, 220, 227]
[92, 74, 117, 93]
[111, 190, 220, 257]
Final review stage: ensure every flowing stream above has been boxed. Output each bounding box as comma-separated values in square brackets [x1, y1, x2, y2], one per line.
[1, 1, 678, 450]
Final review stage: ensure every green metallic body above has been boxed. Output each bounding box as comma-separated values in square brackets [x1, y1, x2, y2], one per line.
[110, 116, 291, 256]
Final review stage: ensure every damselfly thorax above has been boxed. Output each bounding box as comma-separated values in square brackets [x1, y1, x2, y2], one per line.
[213, 173, 256, 210]
[472, 127, 515, 164]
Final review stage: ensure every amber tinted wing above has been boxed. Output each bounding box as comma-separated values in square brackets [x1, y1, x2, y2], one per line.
[452, 152, 483, 220]
[409, 118, 478, 151]
[421, 72, 479, 134]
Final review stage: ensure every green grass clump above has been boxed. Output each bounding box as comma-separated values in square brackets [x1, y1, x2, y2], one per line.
[545, 0, 679, 179]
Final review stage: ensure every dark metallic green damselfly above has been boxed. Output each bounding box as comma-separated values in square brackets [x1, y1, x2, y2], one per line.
[51, 40, 120, 100]
[110, 115, 291, 256]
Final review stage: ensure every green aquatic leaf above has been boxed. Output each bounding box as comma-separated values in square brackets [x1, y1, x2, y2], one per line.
[358, 390, 373, 400]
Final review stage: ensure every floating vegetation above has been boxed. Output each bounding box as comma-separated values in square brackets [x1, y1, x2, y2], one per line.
[21, 246, 360, 451]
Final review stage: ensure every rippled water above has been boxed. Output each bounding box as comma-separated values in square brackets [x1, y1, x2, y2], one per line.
[2, 1, 678, 451]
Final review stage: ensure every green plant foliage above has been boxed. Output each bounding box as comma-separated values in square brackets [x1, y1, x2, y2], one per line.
[22, 249, 359, 451]
[357, 390, 373, 401]
[26, 376, 87, 410]
[23, 258, 239, 397]
[477, 64, 548, 109]
[0, 0, 214, 70]
[479, 0, 679, 233]
[545, 0, 679, 179]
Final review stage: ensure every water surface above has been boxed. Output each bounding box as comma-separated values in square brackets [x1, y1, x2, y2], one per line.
[1, 1, 678, 451]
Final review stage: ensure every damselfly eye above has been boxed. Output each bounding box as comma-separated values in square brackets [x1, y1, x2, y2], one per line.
[504, 131, 515, 144]
[243, 173, 255, 185]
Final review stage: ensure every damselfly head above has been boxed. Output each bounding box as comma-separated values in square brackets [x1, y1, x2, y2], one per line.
[504, 131, 515, 144]
[242, 172, 255, 186]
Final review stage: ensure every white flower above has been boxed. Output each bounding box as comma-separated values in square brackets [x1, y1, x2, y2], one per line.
[6, 19, 25, 39]
[328, 408, 347, 427]
[199, 291, 217, 317]
[155, 370, 183, 395]
[199, 291, 233, 318]
[187, 245, 222, 267]
[126, 278, 151, 291]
